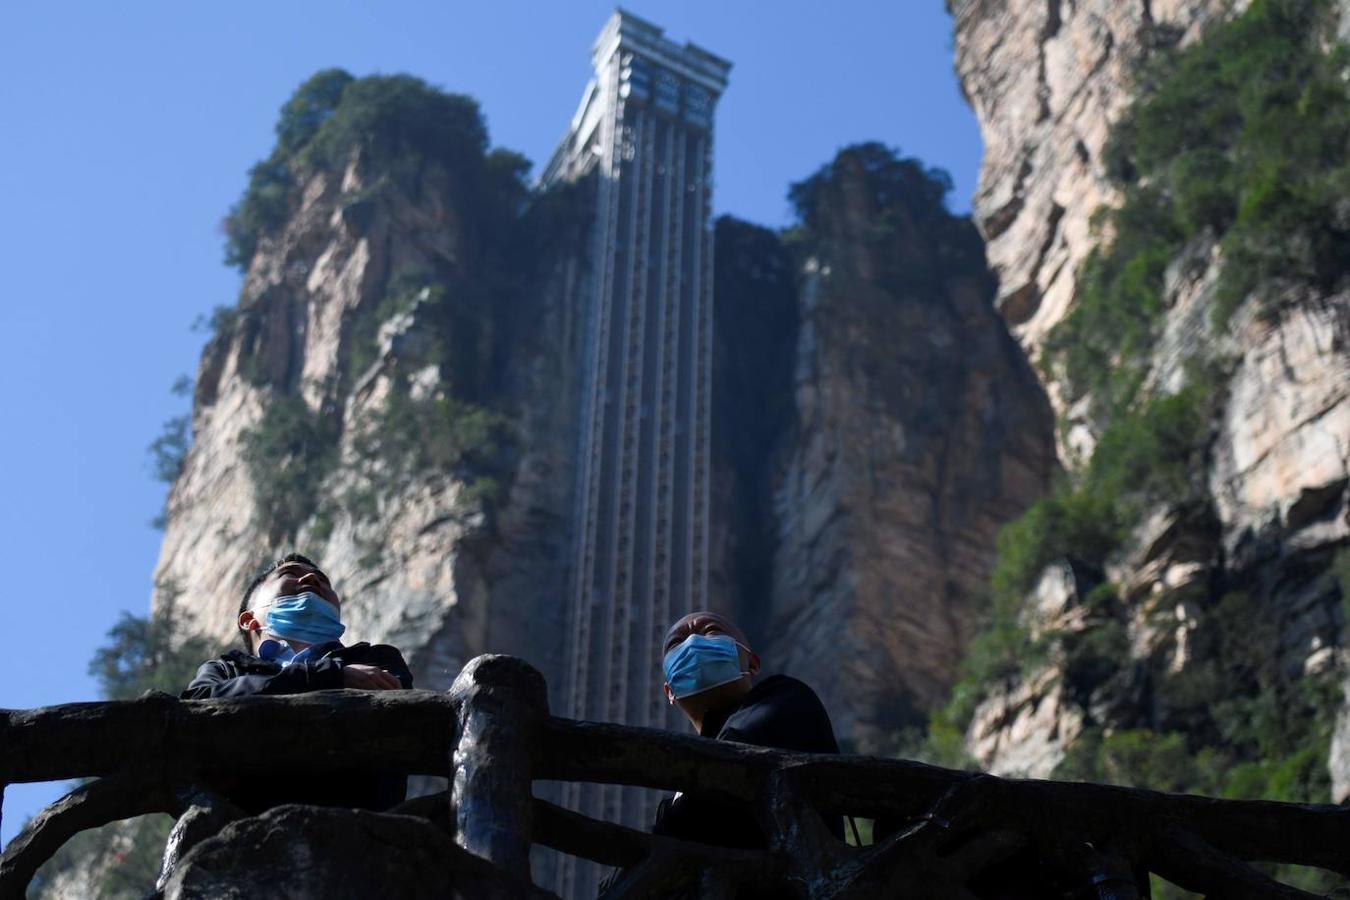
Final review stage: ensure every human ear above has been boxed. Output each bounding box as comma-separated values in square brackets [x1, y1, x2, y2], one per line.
[664, 682, 675, 706]
[238, 610, 260, 633]
[747, 652, 761, 676]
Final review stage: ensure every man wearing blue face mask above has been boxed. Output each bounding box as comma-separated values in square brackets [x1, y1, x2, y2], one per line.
[651, 611, 843, 849]
[181, 552, 413, 813]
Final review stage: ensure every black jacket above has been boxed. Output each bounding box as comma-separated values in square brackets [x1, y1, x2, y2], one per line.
[182, 641, 413, 699]
[181, 641, 414, 814]
[651, 674, 844, 848]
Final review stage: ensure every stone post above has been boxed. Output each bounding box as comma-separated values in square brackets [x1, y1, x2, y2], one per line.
[448, 655, 548, 883]
[156, 786, 244, 892]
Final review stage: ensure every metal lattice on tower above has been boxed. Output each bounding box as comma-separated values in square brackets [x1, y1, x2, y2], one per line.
[540, 9, 729, 896]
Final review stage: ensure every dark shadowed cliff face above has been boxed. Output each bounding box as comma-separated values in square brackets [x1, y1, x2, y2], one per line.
[707, 216, 801, 650]
[711, 145, 1057, 745]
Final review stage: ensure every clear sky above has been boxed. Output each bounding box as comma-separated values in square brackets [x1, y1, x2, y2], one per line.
[0, 1, 980, 841]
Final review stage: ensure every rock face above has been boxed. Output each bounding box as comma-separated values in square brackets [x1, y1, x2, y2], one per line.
[953, 0, 1229, 355]
[951, 0, 1350, 789]
[966, 563, 1090, 777]
[711, 149, 1057, 745]
[155, 116, 589, 701]
[164, 805, 551, 899]
[1213, 294, 1350, 561]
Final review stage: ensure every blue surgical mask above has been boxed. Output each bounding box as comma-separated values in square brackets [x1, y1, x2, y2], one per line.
[260, 591, 346, 645]
[663, 633, 749, 700]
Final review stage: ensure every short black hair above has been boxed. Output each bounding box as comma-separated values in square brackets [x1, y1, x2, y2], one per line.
[238, 552, 321, 650]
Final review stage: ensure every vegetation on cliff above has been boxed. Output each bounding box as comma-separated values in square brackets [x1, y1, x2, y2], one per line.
[931, 0, 1350, 865]
[1045, 0, 1350, 420]
[241, 396, 340, 544]
[223, 69, 352, 269]
[936, 375, 1217, 730]
[147, 376, 194, 529]
[147, 377, 193, 487]
[215, 70, 581, 552]
[341, 386, 510, 524]
[223, 69, 512, 270]
[786, 141, 993, 295]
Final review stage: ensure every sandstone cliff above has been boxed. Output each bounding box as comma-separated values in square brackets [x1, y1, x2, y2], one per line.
[709, 148, 1055, 745]
[949, 0, 1350, 821]
[955, 0, 1227, 356]
[153, 73, 589, 701]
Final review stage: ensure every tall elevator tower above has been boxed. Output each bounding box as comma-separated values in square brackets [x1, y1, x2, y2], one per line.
[541, 9, 729, 885]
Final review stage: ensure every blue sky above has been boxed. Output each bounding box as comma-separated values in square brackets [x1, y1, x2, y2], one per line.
[0, 1, 980, 841]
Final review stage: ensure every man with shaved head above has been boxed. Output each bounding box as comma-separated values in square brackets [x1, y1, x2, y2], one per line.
[651, 610, 843, 848]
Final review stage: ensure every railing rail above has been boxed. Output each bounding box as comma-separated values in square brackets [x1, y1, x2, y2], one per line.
[2, 654, 1348, 898]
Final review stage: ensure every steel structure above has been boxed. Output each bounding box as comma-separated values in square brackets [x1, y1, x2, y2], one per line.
[540, 10, 730, 895]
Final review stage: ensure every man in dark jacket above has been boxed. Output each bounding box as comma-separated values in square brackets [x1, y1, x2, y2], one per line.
[182, 553, 413, 813]
[651, 611, 843, 848]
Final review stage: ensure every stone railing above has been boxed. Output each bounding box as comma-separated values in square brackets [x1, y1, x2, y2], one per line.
[2, 655, 1349, 898]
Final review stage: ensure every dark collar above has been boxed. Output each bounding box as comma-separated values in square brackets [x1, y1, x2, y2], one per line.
[699, 679, 762, 737]
[700, 704, 735, 738]
[698, 676, 793, 738]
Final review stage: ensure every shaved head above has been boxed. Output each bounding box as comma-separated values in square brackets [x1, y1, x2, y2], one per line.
[662, 611, 750, 656]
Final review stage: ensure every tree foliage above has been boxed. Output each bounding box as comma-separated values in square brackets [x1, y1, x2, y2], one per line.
[993, 376, 1217, 602]
[1046, 0, 1350, 418]
[147, 416, 189, 485]
[298, 74, 487, 176]
[221, 69, 525, 272]
[342, 386, 509, 523]
[786, 142, 990, 295]
[222, 69, 352, 269]
[920, 8, 1350, 807]
[88, 613, 214, 702]
[240, 395, 339, 543]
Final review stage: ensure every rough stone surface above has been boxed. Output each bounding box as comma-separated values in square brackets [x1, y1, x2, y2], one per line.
[1332, 675, 1350, 803]
[164, 805, 551, 899]
[1211, 292, 1350, 559]
[953, 0, 1350, 786]
[755, 157, 1057, 744]
[968, 666, 1084, 779]
[152, 154, 584, 701]
[966, 563, 1090, 777]
[953, 0, 1230, 358]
